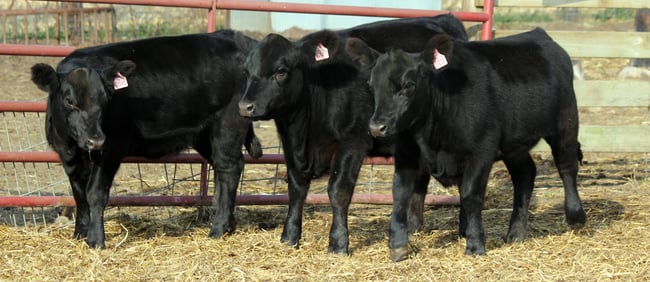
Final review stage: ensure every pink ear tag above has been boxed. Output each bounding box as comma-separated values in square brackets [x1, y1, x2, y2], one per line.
[113, 72, 128, 90]
[314, 43, 330, 61]
[433, 49, 448, 70]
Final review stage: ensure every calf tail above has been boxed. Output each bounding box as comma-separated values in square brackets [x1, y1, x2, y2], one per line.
[245, 123, 263, 160]
[577, 142, 584, 165]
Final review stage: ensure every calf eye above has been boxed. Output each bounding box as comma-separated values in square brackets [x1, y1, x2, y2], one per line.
[274, 68, 288, 81]
[402, 80, 416, 91]
[63, 97, 76, 108]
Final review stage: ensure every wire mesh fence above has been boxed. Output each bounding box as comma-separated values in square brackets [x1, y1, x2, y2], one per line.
[0, 109, 405, 227]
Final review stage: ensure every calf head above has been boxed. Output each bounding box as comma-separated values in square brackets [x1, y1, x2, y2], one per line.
[368, 34, 454, 138]
[31, 60, 136, 152]
[238, 30, 358, 119]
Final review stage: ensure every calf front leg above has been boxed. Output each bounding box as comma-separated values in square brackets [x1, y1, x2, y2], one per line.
[327, 151, 365, 254]
[84, 158, 120, 249]
[407, 172, 430, 234]
[389, 167, 419, 262]
[281, 170, 310, 248]
[69, 174, 90, 239]
[61, 153, 91, 240]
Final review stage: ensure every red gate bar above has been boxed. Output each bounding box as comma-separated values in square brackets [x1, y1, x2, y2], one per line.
[1, 0, 491, 208]
[216, 0, 491, 23]
[0, 101, 46, 112]
[48, 0, 491, 22]
[0, 194, 460, 207]
[3, 1, 494, 57]
[27, 0, 494, 48]
[0, 151, 393, 165]
[0, 44, 75, 57]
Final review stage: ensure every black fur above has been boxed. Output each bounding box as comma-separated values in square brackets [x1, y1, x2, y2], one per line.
[237, 13, 468, 256]
[31, 30, 262, 249]
[367, 28, 586, 261]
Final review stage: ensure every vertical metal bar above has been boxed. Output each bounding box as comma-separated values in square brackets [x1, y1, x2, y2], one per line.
[80, 7, 85, 45]
[63, 9, 68, 45]
[199, 160, 209, 197]
[481, 0, 494, 40]
[103, 9, 109, 43]
[207, 0, 216, 32]
[22, 12, 27, 43]
[1, 11, 6, 44]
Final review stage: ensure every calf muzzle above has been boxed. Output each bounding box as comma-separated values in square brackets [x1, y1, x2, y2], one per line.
[369, 122, 387, 138]
[85, 138, 105, 151]
[238, 102, 255, 117]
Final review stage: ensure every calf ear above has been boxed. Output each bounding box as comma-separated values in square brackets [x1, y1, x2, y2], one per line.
[299, 30, 341, 64]
[31, 63, 59, 93]
[114, 60, 136, 76]
[422, 34, 454, 71]
[67, 67, 90, 86]
[103, 60, 136, 91]
[233, 31, 256, 54]
[345, 37, 380, 68]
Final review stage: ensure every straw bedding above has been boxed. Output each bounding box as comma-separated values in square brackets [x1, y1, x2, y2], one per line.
[1, 36, 648, 281]
[1, 153, 648, 281]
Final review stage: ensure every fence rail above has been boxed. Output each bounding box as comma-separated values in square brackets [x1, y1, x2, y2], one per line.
[0, 1, 496, 215]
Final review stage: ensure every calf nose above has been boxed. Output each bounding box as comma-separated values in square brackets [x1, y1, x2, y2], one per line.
[238, 102, 255, 117]
[86, 138, 104, 150]
[369, 123, 387, 137]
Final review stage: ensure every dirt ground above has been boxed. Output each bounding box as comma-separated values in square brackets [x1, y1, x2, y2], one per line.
[1, 14, 650, 281]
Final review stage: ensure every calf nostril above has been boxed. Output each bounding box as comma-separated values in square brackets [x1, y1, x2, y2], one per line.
[86, 138, 104, 150]
[246, 103, 255, 113]
[238, 102, 256, 117]
[369, 123, 388, 137]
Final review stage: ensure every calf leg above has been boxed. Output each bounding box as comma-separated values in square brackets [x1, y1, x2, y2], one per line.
[207, 154, 244, 239]
[459, 205, 467, 238]
[546, 136, 586, 226]
[407, 172, 430, 234]
[70, 176, 90, 239]
[202, 126, 247, 239]
[85, 156, 120, 248]
[389, 137, 430, 261]
[281, 170, 310, 248]
[503, 154, 536, 243]
[459, 159, 492, 255]
[327, 150, 365, 254]
[60, 151, 92, 239]
[389, 167, 419, 262]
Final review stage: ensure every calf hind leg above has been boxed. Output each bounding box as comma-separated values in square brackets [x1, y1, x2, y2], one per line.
[208, 161, 244, 238]
[546, 137, 587, 227]
[503, 154, 536, 243]
[203, 138, 247, 239]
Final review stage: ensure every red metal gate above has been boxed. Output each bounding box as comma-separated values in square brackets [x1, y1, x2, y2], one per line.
[0, 0, 494, 210]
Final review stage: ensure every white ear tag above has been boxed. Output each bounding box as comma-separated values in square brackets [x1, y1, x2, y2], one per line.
[314, 43, 330, 61]
[113, 72, 128, 90]
[433, 49, 448, 70]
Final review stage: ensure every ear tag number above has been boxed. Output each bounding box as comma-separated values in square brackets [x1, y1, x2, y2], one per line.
[315, 43, 330, 61]
[113, 72, 128, 90]
[433, 49, 448, 70]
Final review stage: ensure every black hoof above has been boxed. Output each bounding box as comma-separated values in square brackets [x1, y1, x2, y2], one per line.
[390, 246, 409, 262]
